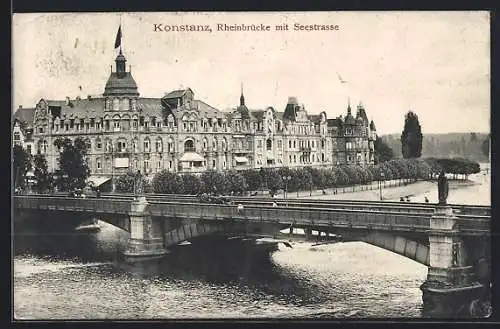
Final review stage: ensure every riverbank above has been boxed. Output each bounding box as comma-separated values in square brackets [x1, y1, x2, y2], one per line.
[297, 179, 478, 203]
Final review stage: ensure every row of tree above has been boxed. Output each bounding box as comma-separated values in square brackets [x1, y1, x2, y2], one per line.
[114, 157, 480, 196]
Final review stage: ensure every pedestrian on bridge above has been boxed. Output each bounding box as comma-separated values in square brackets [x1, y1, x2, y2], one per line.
[237, 203, 244, 214]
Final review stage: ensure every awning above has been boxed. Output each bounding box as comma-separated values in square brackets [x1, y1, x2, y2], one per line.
[234, 156, 249, 163]
[87, 176, 111, 187]
[179, 152, 205, 162]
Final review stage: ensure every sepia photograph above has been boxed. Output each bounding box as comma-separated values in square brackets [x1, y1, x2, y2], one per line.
[12, 11, 491, 320]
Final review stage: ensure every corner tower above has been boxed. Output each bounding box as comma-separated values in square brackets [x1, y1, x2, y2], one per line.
[103, 49, 140, 111]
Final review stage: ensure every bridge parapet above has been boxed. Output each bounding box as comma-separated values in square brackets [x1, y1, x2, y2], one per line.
[420, 205, 489, 317]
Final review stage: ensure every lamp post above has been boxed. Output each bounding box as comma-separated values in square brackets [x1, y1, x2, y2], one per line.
[282, 175, 291, 207]
[379, 171, 385, 200]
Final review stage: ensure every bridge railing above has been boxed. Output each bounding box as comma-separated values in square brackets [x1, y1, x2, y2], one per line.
[13, 196, 131, 214]
[149, 202, 432, 231]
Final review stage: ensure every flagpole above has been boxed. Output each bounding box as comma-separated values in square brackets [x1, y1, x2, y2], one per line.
[119, 14, 123, 54]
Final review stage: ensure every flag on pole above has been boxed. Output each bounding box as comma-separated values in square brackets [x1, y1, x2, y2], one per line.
[114, 25, 122, 49]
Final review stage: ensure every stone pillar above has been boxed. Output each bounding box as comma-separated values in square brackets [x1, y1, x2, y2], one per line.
[420, 206, 487, 317]
[123, 196, 168, 262]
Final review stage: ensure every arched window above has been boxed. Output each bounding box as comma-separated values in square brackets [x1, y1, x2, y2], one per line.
[156, 138, 163, 152]
[184, 139, 195, 152]
[143, 137, 150, 153]
[266, 139, 272, 151]
[133, 138, 138, 153]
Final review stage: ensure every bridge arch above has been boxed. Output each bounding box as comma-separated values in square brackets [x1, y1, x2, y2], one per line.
[358, 232, 430, 266]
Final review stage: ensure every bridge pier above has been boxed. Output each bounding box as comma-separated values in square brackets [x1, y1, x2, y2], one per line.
[123, 196, 168, 262]
[420, 206, 488, 317]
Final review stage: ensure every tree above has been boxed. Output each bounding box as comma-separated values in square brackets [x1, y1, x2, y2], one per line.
[374, 138, 394, 164]
[182, 174, 202, 195]
[115, 171, 151, 193]
[151, 170, 183, 194]
[481, 136, 490, 158]
[53, 137, 90, 190]
[33, 153, 52, 193]
[401, 111, 423, 158]
[241, 169, 261, 192]
[225, 170, 248, 195]
[13, 145, 32, 189]
[201, 170, 228, 195]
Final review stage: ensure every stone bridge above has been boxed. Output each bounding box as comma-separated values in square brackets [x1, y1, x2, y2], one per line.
[13, 194, 491, 317]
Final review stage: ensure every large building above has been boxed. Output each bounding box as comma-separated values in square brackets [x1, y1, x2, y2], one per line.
[13, 48, 377, 188]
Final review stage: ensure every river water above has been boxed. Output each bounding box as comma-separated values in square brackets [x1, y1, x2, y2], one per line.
[13, 166, 490, 320]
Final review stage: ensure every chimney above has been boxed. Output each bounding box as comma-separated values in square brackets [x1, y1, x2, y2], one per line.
[87, 95, 92, 100]
[65, 96, 70, 106]
[76, 96, 81, 101]
[18, 105, 22, 109]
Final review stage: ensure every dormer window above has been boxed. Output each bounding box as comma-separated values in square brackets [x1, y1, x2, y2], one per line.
[345, 127, 353, 135]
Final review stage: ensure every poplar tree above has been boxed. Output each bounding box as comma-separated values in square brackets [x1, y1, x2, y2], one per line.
[401, 111, 423, 158]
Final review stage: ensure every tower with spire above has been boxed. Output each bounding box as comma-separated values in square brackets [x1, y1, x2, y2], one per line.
[103, 26, 139, 111]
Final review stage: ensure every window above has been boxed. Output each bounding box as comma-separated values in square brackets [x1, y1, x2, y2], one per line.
[39, 127, 45, 134]
[144, 160, 150, 172]
[346, 127, 353, 135]
[26, 145, 31, 154]
[289, 140, 292, 148]
[144, 139, 150, 152]
[266, 139, 272, 151]
[169, 161, 172, 169]
[97, 161, 102, 169]
[212, 160, 216, 167]
[278, 140, 282, 149]
[156, 139, 162, 152]
[322, 153, 325, 162]
[70, 119, 74, 129]
[157, 161, 161, 169]
[293, 141, 296, 148]
[258, 140, 262, 148]
[321, 140, 325, 148]
[14, 132, 20, 141]
[184, 140, 194, 152]
[117, 141, 127, 152]
[346, 142, 353, 150]
[96, 139, 102, 149]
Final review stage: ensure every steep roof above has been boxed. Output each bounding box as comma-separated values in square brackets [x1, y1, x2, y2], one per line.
[327, 118, 343, 128]
[13, 107, 36, 125]
[46, 98, 106, 118]
[307, 114, 322, 125]
[164, 89, 189, 99]
[249, 109, 265, 121]
[344, 113, 356, 125]
[103, 72, 139, 97]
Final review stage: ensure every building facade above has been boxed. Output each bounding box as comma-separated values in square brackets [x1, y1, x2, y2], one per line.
[13, 49, 377, 186]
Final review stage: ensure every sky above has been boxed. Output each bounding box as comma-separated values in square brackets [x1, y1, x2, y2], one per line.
[12, 11, 490, 134]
